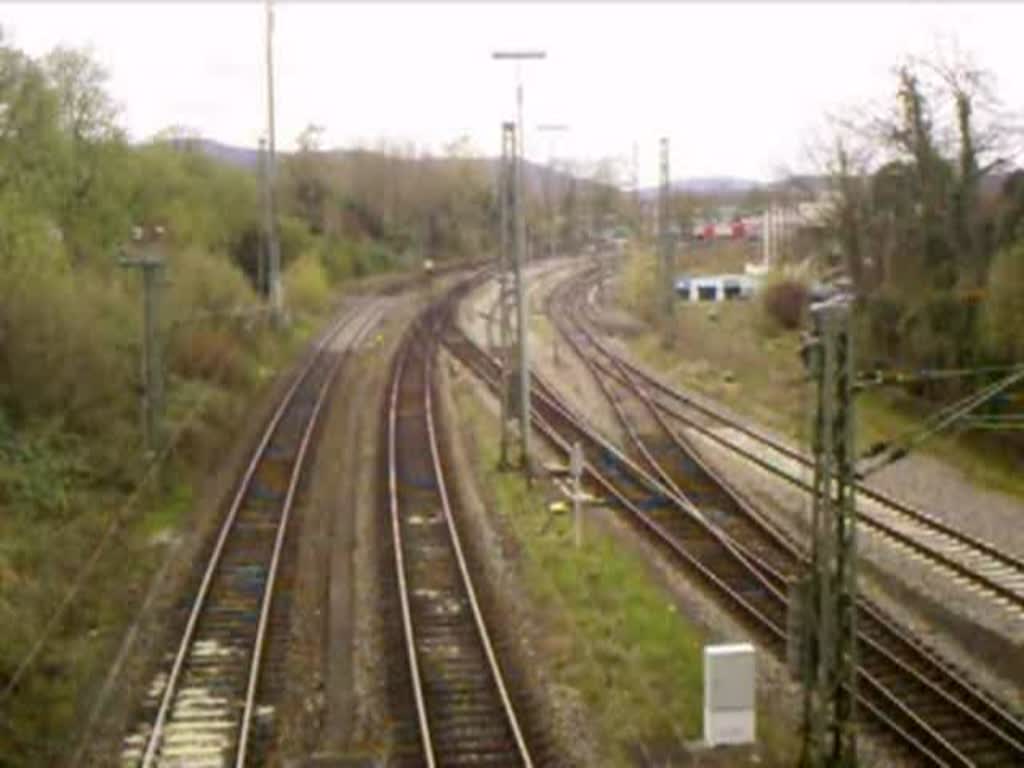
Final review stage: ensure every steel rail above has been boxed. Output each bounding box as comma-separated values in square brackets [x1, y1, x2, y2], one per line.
[583, 272, 1024, 581]
[552, 267, 1024, 761]
[445, 270, 1024, 765]
[386, 337, 435, 768]
[577, 287, 1024, 614]
[424, 335, 534, 767]
[443, 327, 978, 765]
[236, 305, 382, 764]
[388, 311, 532, 766]
[447, 323, 1024, 766]
[138, 303, 378, 767]
[577, 266, 1024, 613]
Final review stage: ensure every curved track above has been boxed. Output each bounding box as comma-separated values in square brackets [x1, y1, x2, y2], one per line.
[577, 268, 1024, 620]
[120, 302, 381, 767]
[442, 270, 1024, 767]
[385, 307, 533, 768]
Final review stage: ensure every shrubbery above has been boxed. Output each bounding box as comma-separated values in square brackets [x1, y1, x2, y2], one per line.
[285, 253, 332, 316]
[981, 240, 1024, 362]
[760, 278, 808, 331]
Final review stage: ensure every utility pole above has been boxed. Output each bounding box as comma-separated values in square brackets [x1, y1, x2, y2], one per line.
[119, 229, 166, 458]
[492, 50, 546, 267]
[265, 0, 283, 324]
[257, 136, 268, 297]
[493, 50, 545, 474]
[497, 121, 519, 469]
[797, 299, 859, 768]
[657, 137, 675, 346]
[513, 126, 531, 474]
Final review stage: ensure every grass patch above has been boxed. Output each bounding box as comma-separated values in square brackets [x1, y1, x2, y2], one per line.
[630, 299, 810, 442]
[493, 474, 705, 750]
[139, 480, 193, 539]
[452, 375, 806, 764]
[456, 385, 704, 762]
[616, 245, 1024, 501]
[452, 375, 801, 764]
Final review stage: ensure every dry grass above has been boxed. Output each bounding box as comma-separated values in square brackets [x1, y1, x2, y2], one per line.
[630, 300, 810, 442]
[452, 381, 706, 764]
[676, 239, 758, 276]
[617, 243, 1024, 500]
[452, 369, 801, 766]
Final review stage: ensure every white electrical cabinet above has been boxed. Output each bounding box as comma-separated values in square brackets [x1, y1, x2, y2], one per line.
[703, 643, 756, 746]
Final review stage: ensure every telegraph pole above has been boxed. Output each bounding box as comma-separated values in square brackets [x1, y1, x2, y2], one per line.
[657, 137, 675, 346]
[497, 122, 518, 468]
[493, 50, 545, 474]
[798, 299, 859, 768]
[257, 136, 268, 297]
[119, 229, 166, 458]
[513, 130, 531, 474]
[265, 0, 283, 324]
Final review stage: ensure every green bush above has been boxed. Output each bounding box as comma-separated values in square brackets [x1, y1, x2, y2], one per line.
[0, 257, 136, 435]
[165, 247, 256, 321]
[284, 252, 331, 315]
[278, 215, 316, 271]
[621, 247, 658, 324]
[981, 240, 1024, 361]
[320, 238, 357, 283]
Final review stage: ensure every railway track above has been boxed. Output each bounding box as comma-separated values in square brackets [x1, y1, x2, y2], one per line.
[442, 275, 1024, 766]
[384, 306, 533, 767]
[120, 301, 381, 768]
[573, 268, 1024, 622]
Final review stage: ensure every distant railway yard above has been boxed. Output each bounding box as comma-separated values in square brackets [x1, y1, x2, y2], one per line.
[39, 249, 1013, 767]
[6, 4, 1024, 766]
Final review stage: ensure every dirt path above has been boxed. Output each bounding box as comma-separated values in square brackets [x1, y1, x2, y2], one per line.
[273, 298, 408, 764]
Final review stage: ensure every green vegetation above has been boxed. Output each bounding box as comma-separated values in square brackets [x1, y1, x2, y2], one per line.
[615, 51, 1024, 495]
[622, 256, 809, 440]
[979, 239, 1024, 362]
[825, 58, 1024, 388]
[452, 377, 798, 765]
[619, 242, 1024, 499]
[0, 33, 496, 763]
[453, 381, 702, 761]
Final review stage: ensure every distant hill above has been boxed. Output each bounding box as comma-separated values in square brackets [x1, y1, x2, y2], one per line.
[165, 137, 264, 171]
[157, 137, 617, 197]
[637, 176, 764, 201]
[153, 139, 1022, 205]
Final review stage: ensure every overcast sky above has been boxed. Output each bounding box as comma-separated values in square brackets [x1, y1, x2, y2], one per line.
[3, 2, 1023, 184]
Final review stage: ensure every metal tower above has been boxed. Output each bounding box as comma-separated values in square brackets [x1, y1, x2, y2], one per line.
[799, 299, 859, 768]
[497, 122, 528, 471]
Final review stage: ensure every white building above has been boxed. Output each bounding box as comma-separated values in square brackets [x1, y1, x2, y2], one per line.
[674, 273, 760, 302]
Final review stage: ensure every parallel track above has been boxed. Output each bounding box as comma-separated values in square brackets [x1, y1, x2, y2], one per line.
[578, 269, 1024, 620]
[385, 308, 533, 767]
[120, 302, 380, 767]
[441, 272, 1024, 767]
